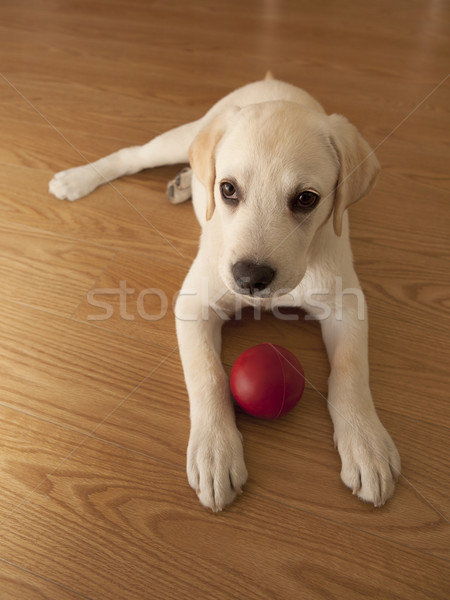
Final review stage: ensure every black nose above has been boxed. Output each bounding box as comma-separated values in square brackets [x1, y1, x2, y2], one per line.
[232, 261, 276, 295]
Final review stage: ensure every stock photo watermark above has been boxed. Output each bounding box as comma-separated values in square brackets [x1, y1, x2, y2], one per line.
[86, 278, 366, 322]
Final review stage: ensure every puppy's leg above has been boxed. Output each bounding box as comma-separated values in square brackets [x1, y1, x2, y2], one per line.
[49, 120, 201, 201]
[318, 272, 401, 506]
[175, 263, 248, 512]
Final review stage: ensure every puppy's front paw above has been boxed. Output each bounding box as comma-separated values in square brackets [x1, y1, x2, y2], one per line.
[335, 415, 401, 507]
[187, 423, 248, 512]
[49, 165, 101, 201]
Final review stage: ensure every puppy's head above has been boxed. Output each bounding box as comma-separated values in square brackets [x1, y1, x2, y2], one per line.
[189, 101, 379, 297]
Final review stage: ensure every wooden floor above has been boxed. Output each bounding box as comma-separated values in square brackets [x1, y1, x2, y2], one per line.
[0, 0, 449, 598]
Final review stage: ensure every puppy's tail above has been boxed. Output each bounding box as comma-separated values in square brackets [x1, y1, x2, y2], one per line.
[264, 70, 275, 80]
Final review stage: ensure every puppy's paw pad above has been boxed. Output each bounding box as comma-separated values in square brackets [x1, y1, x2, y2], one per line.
[167, 167, 192, 204]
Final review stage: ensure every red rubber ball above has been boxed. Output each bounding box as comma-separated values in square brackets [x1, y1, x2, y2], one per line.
[230, 343, 305, 419]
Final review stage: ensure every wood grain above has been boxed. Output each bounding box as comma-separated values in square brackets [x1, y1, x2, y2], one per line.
[0, 438, 448, 600]
[0, 299, 174, 432]
[0, 222, 114, 316]
[0, 560, 84, 600]
[0, 405, 82, 519]
[0, 0, 448, 598]
[94, 354, 449, 557]
[0, 164, 199, 264]
[74, 251, 188, 349]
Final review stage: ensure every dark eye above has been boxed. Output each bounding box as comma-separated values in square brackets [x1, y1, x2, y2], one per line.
[220, 181, 239, 205]
[291, 190, 320, 212]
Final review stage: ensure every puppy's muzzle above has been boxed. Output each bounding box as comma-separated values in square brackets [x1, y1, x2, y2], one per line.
[232, 261, 276, 296]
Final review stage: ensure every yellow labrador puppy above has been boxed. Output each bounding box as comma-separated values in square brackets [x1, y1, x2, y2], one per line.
[50, 74, 400, 512]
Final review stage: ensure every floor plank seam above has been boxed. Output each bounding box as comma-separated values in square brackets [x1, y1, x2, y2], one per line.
[0, 218, 123, 252]
[0, 115, 161, 146]
[70, 317, 178, 351]
[0, 295, 177, 351]
[0, 401, 92, 439]
[0, 217, 194, 267]
[0, 556, 94, 600]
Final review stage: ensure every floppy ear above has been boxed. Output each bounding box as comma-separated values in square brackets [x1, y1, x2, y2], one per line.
[189, 106, 239, 221]
[328, 114, 380, 236]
